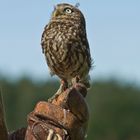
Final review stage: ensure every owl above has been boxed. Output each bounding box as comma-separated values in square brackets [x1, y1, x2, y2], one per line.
[41, 3, 92, 100]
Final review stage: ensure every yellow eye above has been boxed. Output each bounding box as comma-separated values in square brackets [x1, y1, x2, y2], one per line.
[64, 8, 72, 14]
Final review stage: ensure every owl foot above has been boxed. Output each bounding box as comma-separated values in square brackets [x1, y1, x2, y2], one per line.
[48, 79, 68, 103]
[72, 76, 80, 85]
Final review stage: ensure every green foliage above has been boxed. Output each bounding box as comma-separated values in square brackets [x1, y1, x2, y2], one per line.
[0, 77, 140, 140]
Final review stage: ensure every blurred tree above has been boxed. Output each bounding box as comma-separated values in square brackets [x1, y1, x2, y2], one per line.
[0, 77, 140, 140]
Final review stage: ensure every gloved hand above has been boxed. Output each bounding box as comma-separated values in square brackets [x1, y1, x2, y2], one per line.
[25, 83, 89, 140]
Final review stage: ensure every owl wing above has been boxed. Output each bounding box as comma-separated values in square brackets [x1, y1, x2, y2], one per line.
[41, 24, 49, 54]
[41, 24, 56, 76]
[82, 39, 92, 68]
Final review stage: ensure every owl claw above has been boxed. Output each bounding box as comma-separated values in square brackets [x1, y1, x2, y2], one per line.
[48, 80, 68, 103]
[72, 76, 80, 85]
[48, 93, 59, 103]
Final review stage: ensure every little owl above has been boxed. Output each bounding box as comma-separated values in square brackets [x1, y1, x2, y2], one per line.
[41, 3, 92, 101]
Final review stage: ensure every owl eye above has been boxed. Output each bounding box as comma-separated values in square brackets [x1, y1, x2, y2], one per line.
[64, 8, 72, 14]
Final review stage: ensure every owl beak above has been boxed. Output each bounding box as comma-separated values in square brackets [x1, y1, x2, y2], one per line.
[53, 10, 61, 17]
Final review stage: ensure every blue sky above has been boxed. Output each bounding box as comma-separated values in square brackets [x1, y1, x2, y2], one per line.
[0, 0, 140, 84]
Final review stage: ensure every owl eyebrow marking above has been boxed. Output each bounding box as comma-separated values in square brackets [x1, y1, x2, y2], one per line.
[75, 2, 80, 8]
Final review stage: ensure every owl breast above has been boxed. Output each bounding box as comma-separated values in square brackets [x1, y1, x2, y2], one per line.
[41, 20, 90, 80]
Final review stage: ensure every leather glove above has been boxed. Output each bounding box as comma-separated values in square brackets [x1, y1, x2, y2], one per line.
[25, 83, 89, 140]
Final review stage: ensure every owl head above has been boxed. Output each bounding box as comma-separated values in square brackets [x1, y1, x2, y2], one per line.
[51, 3, 86, 26]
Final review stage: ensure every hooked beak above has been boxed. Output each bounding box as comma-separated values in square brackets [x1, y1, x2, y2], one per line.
[53, 10, 60, 17]
[52, 6, 61, 17]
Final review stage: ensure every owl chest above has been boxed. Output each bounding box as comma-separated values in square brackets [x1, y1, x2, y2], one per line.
[45, 27, 78, 62]
[45, 41, 87, 78]
[43, 26, 88, 78]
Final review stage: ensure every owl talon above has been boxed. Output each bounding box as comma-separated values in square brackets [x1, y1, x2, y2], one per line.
[48, 94, 59, 103]
[48, 90, 61, 103]
[48, 80, 68, 103]
[72, 76, 80, 85]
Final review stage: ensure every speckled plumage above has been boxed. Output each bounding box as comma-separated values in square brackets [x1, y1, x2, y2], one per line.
[41, 3, 92, 89]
